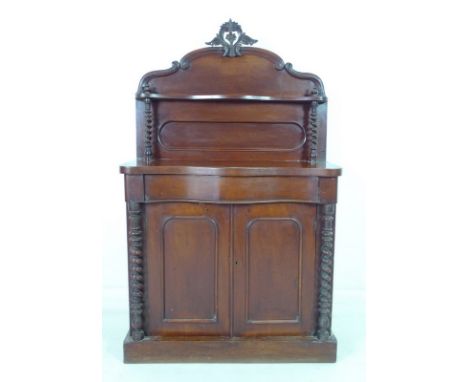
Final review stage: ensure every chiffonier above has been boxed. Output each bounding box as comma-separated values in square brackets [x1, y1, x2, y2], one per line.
[120, 20, 342, 363]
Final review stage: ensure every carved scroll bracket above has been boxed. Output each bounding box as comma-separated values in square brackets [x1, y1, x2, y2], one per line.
[206, 19, 257, 57]
[275, 62, 326, 99]
[317, 204, 336, 340]
[128, 201, 145, 341]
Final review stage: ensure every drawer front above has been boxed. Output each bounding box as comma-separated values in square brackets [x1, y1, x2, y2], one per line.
[145, 175, 320, 203]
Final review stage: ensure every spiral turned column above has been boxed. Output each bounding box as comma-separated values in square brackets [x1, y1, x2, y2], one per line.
[127, 201, 145, 341]
[143, 84, 154, 164]
[316, 204, 336, 340]
[306, 100, 319, 164]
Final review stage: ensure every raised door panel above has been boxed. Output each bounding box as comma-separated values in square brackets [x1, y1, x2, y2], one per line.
[233, 203, 317, 336]
[145, 203, 230, 336]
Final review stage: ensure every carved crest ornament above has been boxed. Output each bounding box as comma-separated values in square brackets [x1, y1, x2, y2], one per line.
[206, 19, 257, 57]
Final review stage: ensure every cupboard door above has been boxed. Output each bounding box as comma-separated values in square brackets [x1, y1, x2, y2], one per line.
[145, 203, 230, 336]
[233, 203, 317, 336]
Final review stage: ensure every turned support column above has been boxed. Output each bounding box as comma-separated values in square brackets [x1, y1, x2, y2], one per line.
[143, 84, 154, 164]
[127, 201, 145, 341]
[316, 203, 336, 340]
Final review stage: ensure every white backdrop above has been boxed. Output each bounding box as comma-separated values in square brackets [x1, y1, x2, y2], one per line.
[1, 1, 467, 381]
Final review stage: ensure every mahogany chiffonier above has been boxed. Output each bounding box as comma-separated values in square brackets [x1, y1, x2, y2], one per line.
[120, 20, 342, 363]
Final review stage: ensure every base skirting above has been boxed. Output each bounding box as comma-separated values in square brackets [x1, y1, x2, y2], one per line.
[123, 332, 337, 363]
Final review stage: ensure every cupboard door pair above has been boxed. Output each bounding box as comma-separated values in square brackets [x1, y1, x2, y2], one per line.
[145, 203, 317, 337]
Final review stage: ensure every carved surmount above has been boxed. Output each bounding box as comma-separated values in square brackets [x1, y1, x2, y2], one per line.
[306, 101, 319, 163]
[206, 19, 257, 57]
[143, 84, 154, 163]
[317, 204, 335, 340]
[128, 201, 145, 341]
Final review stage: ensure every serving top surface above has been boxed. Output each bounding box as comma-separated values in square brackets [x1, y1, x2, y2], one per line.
[120, 160, 341, 177]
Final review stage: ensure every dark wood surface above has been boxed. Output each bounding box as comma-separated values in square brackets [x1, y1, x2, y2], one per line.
[124, 333, 337, 363]
[135, 46, 327, 164]
[120, 160, 341, 177]
[121, 21, 341, 363]
[145, 203, 231, 336]
[232, 204, 317, 336]
[144, 175, 322, 203]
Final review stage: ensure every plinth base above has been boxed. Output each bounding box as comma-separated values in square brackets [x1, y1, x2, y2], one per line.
[123, 332, 337, 363]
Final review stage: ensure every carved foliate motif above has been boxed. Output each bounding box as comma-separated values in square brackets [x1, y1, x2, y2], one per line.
[128, 202, 145, 341]
[317, 204, 335, 340]
[206, 19, 257, 57]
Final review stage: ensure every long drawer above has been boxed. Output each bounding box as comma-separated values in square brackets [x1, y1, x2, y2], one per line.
[144, 175, 323, 203]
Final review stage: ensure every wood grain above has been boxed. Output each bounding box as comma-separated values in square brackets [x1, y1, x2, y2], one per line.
[144, 175, 320, 203]
[121, 26, 341, 363]
[145, 203, 231, 336]
[233, 204, 316, 336]
[124, 333, 337, 363]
